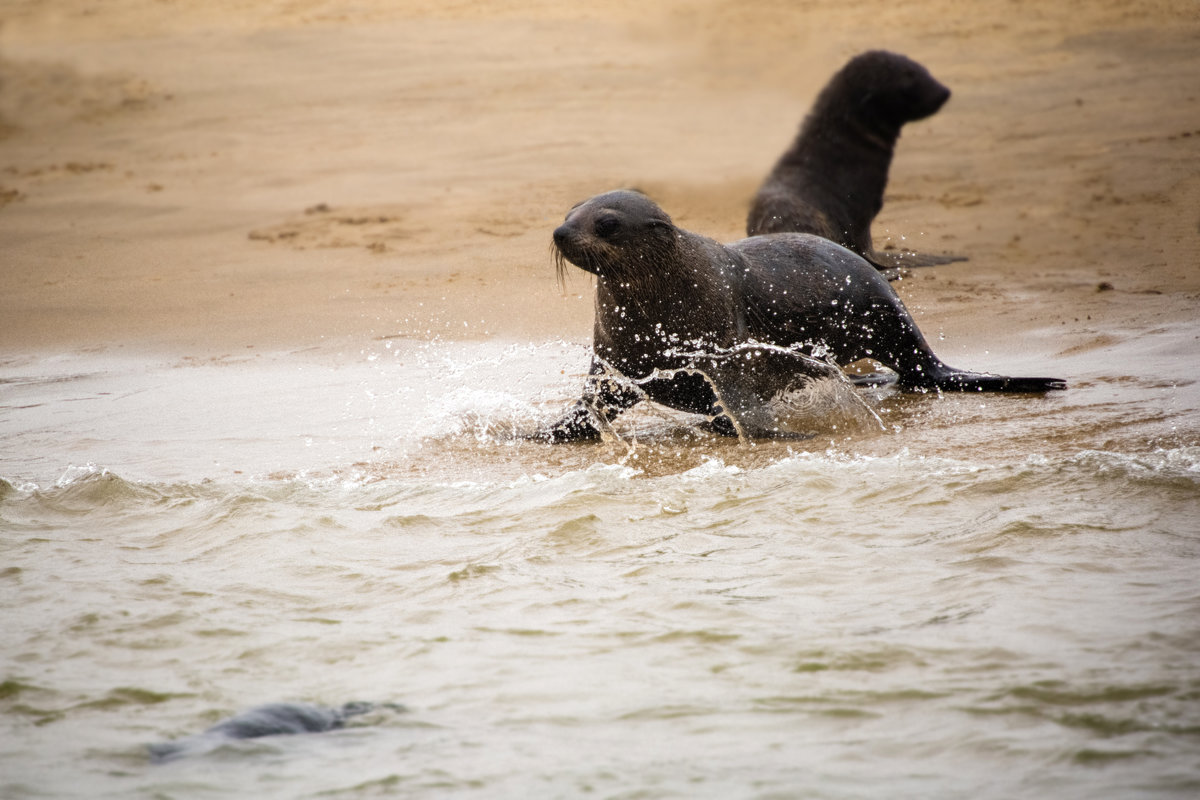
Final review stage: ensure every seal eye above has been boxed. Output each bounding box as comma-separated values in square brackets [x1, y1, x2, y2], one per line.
[594, 216, 621, 239]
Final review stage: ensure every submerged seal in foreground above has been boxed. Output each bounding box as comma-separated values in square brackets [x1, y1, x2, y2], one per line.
[538, 190, 1065, 442]
[747, 50, 964, 271]
[147, 701, 389, 763]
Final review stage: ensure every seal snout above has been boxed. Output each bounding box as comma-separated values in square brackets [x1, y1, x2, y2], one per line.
[552, 221, 583, 263]
[925, 82, 951, 117]
[552, 219, 599, 278]
[552, 223, 573, 251]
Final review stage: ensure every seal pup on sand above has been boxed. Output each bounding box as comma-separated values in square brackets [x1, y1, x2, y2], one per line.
[747, 50, 964, 271]
[538, 190, 1065, 443]
[147, 701, 392, 763]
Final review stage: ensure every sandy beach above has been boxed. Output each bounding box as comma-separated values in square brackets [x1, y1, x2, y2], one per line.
[2, 0, 1196, 361]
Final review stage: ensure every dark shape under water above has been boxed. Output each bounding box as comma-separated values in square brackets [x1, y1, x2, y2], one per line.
[147, 701, 398, 763]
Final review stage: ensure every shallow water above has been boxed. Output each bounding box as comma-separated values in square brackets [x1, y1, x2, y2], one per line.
[2, 329, 1199, 799]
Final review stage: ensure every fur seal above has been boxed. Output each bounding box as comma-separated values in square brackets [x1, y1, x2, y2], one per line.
[747, 50, 963, 271]
[539, 190, 1065, 442]
[147, 701, 392, 763]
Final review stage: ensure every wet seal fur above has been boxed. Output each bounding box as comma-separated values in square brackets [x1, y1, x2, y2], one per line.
[147, 701, 399, 763]
[747, 50, 964, 272]
[539, 190, 1065, 443]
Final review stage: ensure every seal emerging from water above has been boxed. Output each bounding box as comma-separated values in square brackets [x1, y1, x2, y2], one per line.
[747, 50, 963, 271]
[147, 701, 393, 763]
[539, 190, 1065, 442]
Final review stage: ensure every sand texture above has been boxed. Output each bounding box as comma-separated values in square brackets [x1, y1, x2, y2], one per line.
[1, 0, 1198, 362]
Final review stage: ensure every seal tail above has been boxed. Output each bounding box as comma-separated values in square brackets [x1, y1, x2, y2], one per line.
[927, 370, 1067, 393]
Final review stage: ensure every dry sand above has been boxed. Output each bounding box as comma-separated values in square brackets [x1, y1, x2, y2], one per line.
[1, 0, 1198, 366]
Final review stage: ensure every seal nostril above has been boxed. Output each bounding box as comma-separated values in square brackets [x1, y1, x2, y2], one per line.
[553, 226, 570, 247]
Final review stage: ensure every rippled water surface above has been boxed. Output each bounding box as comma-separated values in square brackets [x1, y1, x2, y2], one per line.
[2, 330, 1198, 799]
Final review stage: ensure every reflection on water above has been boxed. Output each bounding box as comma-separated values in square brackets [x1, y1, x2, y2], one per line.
[1, 329, 1198, 798]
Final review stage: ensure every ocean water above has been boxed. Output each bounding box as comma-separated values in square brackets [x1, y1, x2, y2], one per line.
[1, 328, 1198, 799]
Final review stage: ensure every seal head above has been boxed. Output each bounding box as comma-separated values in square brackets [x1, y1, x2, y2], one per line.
[553, 190, 677, 281]
[834, 50, 951, 131]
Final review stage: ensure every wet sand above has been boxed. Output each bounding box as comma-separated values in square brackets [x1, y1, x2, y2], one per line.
[1, 0, 1197, 366]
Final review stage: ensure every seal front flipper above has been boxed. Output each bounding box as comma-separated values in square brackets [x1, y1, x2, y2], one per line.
[533, 359, 644, 443]
[533, 401, 605, 443]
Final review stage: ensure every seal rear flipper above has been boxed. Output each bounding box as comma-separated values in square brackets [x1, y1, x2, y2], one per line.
[866, 249, 967, 272]
[921, 370, 1067, 393]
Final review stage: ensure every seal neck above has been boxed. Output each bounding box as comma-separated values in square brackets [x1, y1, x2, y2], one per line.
[779, 110, 897, 234]
[592, 233, 742, 356]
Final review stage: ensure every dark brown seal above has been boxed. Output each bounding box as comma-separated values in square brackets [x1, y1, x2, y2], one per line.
[747, 50, 963, 271]
[539, 190, 1065, 442]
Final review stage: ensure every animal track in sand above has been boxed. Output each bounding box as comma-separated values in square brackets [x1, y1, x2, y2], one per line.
[0, 57, 167, 132]
[248, 204, 425, 252]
